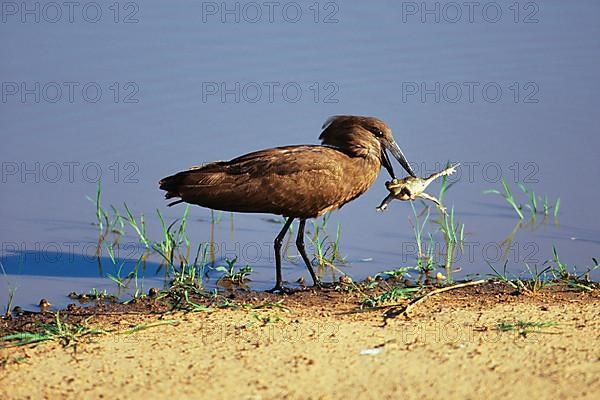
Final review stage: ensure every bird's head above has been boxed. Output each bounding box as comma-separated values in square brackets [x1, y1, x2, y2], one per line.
[319, 115, 416, 179]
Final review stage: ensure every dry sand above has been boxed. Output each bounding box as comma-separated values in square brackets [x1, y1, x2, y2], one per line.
[1, 283, 599, 399]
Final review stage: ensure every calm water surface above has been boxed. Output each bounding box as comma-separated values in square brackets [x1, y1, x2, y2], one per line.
[1, 1, 599, 310]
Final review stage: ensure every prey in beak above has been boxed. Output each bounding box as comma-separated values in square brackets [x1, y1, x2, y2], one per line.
[381, 138, 416, 179]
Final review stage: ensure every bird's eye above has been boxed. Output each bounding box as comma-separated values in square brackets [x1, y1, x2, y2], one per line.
[368, 127, 384, 137]
[366, 126, 386, 138]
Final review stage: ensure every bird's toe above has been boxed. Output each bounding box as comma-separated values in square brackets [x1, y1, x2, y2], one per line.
[266, 285, 295, 295]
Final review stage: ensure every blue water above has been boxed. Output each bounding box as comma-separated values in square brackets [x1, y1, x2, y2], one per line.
[1, 1, 599, 310]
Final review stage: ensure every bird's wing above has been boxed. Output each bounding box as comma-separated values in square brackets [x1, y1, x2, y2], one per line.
[179, 146, 344, 186]
[161, 145, 342, 193]
[159, 145, 378, 217]
[223, 145, 341, 176]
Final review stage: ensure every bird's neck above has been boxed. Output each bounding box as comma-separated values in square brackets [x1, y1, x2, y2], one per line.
[342, 151, 382, 193]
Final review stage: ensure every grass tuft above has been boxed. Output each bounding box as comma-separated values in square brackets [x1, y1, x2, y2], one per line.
[496, 320, 559, 337]
[0, 312, 107, 348]
[485, 179, 561, 220]
[215, 257, 252, 285]
[361, 286, 420, 308]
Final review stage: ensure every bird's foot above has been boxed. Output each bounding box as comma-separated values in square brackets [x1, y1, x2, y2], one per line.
[311, 281, 336, 290]
[266, 285, 295, 295]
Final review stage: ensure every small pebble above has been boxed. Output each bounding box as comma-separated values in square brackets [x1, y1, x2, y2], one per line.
[360, 348, 383, 356]
[39, 299, 52, 309]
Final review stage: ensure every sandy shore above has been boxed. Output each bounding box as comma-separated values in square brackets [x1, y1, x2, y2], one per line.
[1, 283, 599, 399]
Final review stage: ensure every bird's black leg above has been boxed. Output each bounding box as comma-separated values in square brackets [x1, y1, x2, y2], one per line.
[296, 219, 322, 288]
[269, 217, 294, 293]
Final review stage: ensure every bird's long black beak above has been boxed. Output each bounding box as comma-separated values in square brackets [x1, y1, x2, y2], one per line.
[382, 139, 416, 178]
[381, 148, 396, 179]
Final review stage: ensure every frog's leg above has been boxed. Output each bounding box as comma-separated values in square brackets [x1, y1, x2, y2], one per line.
[418, 192, 447, 215]
[377, 194, 396, 212]
[423, 164, 460, 187]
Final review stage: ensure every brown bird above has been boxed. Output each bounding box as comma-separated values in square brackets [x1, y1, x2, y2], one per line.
[159, 115, 416, 292]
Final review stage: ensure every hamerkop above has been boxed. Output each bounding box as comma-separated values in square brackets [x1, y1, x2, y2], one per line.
[159, 115, 416, 292]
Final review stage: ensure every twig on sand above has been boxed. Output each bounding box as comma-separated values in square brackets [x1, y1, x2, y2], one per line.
[382, 280, 487, 322]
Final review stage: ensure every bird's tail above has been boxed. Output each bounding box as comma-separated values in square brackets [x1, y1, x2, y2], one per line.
[160, 162, 228, 207]
[159, 172, 189, 207]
